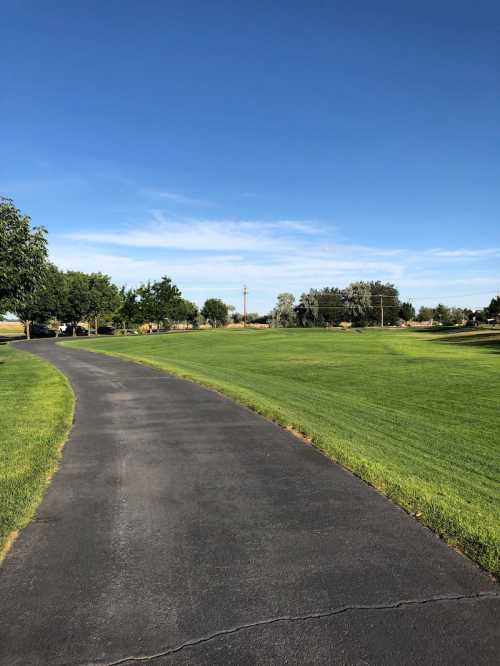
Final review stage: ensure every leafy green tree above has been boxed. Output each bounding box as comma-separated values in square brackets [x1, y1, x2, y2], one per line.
[153, 276, 182, 329]
[48, 266, 70, 334]
[464, 308, 482, 326]
[87, 273, 120, 333]
[0, 197, 47, 309]
[399, 302, 415, 323]
[136, 281, 156, 329]
[447, 307, 465, 325]
[433, 303, 450, 325]
[464, 308, 474, 322]
[13, 264, 66, 338]
[113, 287, 140, 330]
[184, 300, 200, 327]
[295, 290, 319, 327]
[271, 293, 296, 327]
[465, 308, 486, 325]
[316, 287, 346, 326]
[487, 296, 500, 319]
[477, 309, 488, 323]
[13, 267, 48, 339]
[201, 298, 229, 327]
[137, 277, 182, 331]
[344, 282, 372, 325]
[230, 310, 259, 324]
[368, 282, 400, 325]
[171, 298, 199, 327]
[60, 271, 92, 335]
[417, 306, 434, 323]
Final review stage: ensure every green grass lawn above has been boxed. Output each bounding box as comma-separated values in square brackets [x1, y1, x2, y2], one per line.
[0, 344, 74, 560]
[63, 327, 500, 575]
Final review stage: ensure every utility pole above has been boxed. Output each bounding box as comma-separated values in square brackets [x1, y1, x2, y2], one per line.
[243, 285, 248, 327]
[380, 295, 384, 328]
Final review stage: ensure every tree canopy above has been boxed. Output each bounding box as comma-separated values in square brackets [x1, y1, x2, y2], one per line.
[367, 282, 400, 325]
[487, 296, 500, 318]
[272, 293, 296, 327]
[417, 306, 434, 322]
[0, 197, 48, 309]
[13, 263, 66, 338]
[137, 276, 182, 329]
[114, 287, 140, 329]
[60, 272, 93, 330]
[201, 298, 229, 327]
[87, 273, 120, 329]
[399, 302, 415, 323]
[343, 282, 372, 326]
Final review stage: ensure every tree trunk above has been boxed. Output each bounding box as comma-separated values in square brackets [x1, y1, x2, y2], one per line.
[26, 320, 31, 340]
[157, 321, 161, 334]
[72, 323, 76, 337]
[95, 316, 98, 335]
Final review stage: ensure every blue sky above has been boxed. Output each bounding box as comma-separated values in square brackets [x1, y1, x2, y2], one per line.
[2, 1, 499, 313]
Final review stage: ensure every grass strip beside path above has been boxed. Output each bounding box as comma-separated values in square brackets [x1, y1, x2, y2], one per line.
[0, 344, 74, 560]
[63, 328, 500, 576]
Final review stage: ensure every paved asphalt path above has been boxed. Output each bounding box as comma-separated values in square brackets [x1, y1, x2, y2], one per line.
[1, 339, 498, 665]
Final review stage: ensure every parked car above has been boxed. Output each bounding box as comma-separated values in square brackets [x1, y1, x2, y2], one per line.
[27, 323, 56, 338]
[97, 325, 115, 335]
[63, 325, 89, 336]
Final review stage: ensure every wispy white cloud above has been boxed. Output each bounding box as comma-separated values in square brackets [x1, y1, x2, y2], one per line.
[158, 191, 212, 206]
[139, 189, 213, 206]
[52, 214, 500, 312]
[63, 214, 323, 252]
[426, 248, 500, 258]
[50, 249, 164, 277]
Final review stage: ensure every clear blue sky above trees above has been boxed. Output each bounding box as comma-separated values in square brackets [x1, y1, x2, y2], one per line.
[1, 1, 499, 313]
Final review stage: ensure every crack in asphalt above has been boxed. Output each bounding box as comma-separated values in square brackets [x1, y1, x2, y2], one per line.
[94, 591, 499, 665]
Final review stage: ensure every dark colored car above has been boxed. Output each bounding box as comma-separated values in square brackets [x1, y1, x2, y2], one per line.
[28, 323, 56, 338]
[63, 325, 89, 336]
[97, 325, 115, 335]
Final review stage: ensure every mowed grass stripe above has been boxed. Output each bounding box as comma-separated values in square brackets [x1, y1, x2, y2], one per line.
[0, 344, 74, 559]
[64, 328, 500, 575]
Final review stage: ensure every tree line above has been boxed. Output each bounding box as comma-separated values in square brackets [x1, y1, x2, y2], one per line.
[413, 301, 500, 326]
[0, 197, 232, 337]
[2, 196, 498, 335]
[271, 283, 404, 327]
[270, 285, 499, 328]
